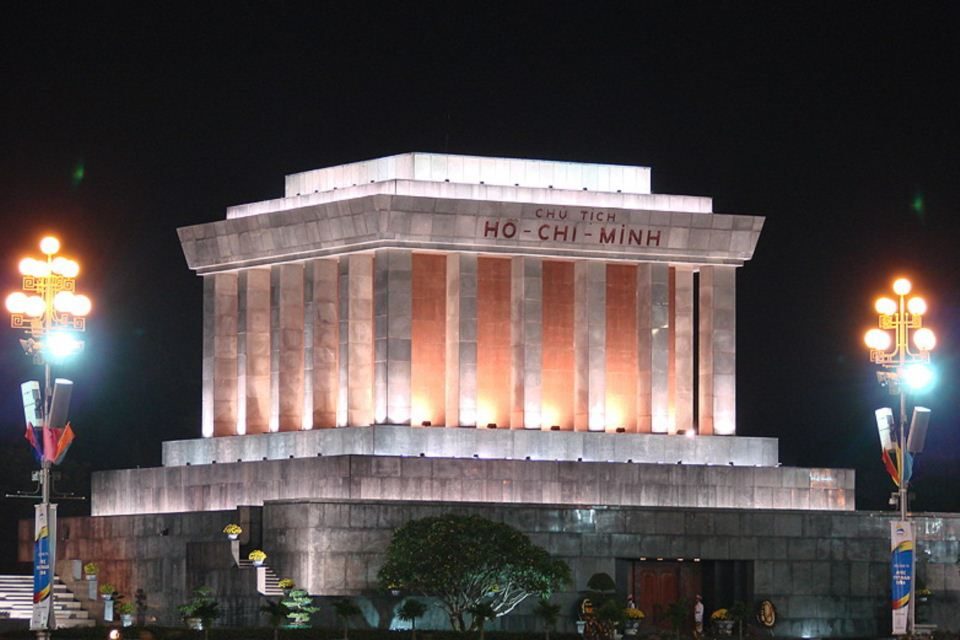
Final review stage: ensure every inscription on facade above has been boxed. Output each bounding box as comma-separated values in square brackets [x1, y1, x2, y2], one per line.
[482, 207, 661, 247]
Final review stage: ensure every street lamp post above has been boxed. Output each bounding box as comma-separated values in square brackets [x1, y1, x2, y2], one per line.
[5, 236, 90, 638]
[864, 277, 936, 636]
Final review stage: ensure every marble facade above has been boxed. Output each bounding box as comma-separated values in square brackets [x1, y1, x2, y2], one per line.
[180, 153, 762, 439]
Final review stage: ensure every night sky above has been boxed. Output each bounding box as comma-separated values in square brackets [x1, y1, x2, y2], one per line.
[2, 3, 959, 557]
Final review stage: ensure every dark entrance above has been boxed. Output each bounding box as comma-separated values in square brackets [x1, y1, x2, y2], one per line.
[624, 560, 753, 631]
[628, 561, 702, 629]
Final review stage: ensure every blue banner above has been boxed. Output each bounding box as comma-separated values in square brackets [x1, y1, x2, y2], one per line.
[890, 521, 914, 635]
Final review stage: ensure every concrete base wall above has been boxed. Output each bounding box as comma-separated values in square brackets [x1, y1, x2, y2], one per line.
[91, 455, 853, 517]
[22, 501, 960, 636]
[161, 426, 780, 467]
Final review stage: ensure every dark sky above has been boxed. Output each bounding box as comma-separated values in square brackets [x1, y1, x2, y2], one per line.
[1, 1, 959, 534]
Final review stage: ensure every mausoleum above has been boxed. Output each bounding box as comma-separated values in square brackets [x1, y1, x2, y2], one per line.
[16, 154, 960, 637]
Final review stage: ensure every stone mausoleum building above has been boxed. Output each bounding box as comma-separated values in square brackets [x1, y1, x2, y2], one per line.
[18, 154, 959, 636]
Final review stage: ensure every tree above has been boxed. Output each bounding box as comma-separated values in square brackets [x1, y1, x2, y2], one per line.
[534, 598, 562, 640]
[177, 586, 220, 640]
[397, 598, 428, 640]
[378, 514, 571, 632]
[468, 602, 496, 640]
[261, 599, 291, 640]
[331, 598, 362, 640]
[664, 598, 690, 640]
[282, 589, 320, 628]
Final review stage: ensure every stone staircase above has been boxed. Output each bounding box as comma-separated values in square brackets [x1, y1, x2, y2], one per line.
[0, 574, 94, 628]
[237, 560, 283, 597]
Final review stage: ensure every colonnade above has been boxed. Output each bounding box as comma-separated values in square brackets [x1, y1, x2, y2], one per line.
[202, 250, 736, 437]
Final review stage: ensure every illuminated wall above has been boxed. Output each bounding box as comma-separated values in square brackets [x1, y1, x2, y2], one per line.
[411, 253, 446, 426]
[476, 257, 512, 428]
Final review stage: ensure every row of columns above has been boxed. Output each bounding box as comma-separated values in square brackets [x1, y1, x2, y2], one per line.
[201, 250, 736, 437]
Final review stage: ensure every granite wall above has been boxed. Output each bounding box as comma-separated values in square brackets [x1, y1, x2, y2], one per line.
[26, 499, 959, 635]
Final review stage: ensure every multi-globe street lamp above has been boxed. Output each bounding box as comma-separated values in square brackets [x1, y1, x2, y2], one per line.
[5, 236, 91, 636]
[864, 277, 935, 636]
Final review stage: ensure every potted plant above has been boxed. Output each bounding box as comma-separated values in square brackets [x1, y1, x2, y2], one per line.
[534, 598, 561, 640]
[83, 562, 98, 580]
[223, 523, 242, 540]
[117, 601, 135, 627]
[261, 598, 291, 640]
[177, 586, 220, 636]
[331, 597, 362, 640]
[99, 584, 116, 600]
[281, 588, 319, 628]
[398, 598, 428, 640]
[278, 578, 295, 595]
[249, 549, 267, 566]
[387, 581, 402, 597]
[711, 608, 733, 635]
[623, 606, 644, 635]
[916, 587, 932, 603]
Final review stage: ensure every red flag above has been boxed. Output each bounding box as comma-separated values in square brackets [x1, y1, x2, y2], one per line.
[42, 427, 58, 462]
[53, 423, 75, 465]
[881, 448, 899, 487]
[23, 422, 43, 460]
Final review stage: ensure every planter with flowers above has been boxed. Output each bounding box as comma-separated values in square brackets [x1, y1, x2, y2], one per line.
[248, 549, 267, 567]
[223, 524, 242, 540]
[117, 601, 135, 627]
[623, 607, 644, 635]
[278, 578, 295, 595]
[712, 609, 733, 635]
[83, 562, 99, 581]
[99, 584, 116, 601]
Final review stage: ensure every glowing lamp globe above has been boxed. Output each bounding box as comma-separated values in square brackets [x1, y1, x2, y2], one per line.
[54, 291, 75, 312]
[913, 328, 936, 352]
[874, 297, 897, 316]
[907, 297, 927, 315]
[903, 363, 934, 392]
[5, 292, 28, 314]
[893, 278, 912, 296]
[70, 294, 92, 316]
[40, 236, 60, 256]
[61, 260, 80, 278]
[864, 328, 892, 351]
[24, 296, 46, 318]
[18, 258, 36, 276]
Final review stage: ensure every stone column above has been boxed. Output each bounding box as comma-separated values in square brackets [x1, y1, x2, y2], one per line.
[275, 264, 304, 431]
[375, 249, 412, 425]
[699, 265, 737, 435]
[637, 263, 670, 433]
[211, 273, 238, 437]
[574, 261, 606, 431]
[339, 254, 374, 427]
[511, 257, 542, 429]
[244, 269, 271, 434]
[672, 267, 695, 434]
[446, 253, 477, 427]
[201, 276, 215, 437]
[308, 259, 339, 428]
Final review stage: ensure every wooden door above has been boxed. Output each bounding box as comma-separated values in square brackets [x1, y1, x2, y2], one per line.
[630, 561, 702, 630]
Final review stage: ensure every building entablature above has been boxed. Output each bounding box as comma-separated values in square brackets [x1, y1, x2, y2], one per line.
[179, 194, 764, 275]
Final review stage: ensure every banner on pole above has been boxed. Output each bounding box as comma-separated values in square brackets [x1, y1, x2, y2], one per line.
[890, 520, 914, 635]
[31, 504, 54, 630]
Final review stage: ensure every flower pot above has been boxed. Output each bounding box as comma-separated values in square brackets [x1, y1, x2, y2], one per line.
[85, 574, 97, 581]
[253, 559, 264, 567]
[715, 620, 734, 635]
[390, 589, 401, 597]
[121, 614, 134, 627]
[102, 594, 113, 601]
[576, 621, 586, 635]
[185, 617, 204, 630]
[227, 533, 239, 540]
